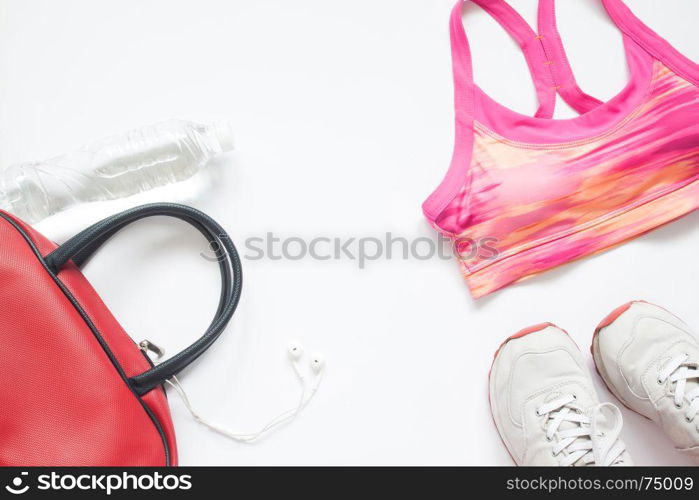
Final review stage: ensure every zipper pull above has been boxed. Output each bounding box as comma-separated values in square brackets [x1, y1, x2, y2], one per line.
[139, 339, 165, 360]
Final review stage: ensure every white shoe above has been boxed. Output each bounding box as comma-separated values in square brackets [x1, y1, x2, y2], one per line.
[490, 323, 631, 466]
[592, 301, 699, 463]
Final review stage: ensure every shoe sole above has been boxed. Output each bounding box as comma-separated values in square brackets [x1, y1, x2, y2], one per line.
[488, 322, 568, 465]
[590, 300, 653, 421]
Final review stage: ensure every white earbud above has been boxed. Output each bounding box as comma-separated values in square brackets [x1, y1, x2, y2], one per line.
[307, 352, 325, 395]
[310, 352, 325, 373]
[287, 341, 307, 382]
[287, 341, 303, 360]
[166, 340, 326, 444]
[309, 353, 325, 389]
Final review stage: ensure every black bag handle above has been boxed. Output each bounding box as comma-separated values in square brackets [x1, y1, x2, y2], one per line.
[45, 203, 242, 395]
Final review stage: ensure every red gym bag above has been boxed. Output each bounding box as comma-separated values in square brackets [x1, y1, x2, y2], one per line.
[0, 203, 241, 466]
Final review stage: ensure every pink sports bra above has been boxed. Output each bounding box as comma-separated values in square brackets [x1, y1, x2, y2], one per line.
[424, 0, 699, 298]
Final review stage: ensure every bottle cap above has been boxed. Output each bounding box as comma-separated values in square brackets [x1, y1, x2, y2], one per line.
[212, 121, 235, 152]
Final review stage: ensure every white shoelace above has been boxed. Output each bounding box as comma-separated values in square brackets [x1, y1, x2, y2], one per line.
[536, 394, 627, 466]
[657, 353, 699, 426]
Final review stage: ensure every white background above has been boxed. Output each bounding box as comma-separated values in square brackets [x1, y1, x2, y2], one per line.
[0, 0, 697, 465]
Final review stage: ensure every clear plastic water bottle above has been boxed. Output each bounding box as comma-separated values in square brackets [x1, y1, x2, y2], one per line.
[0, 119, 235, 224]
